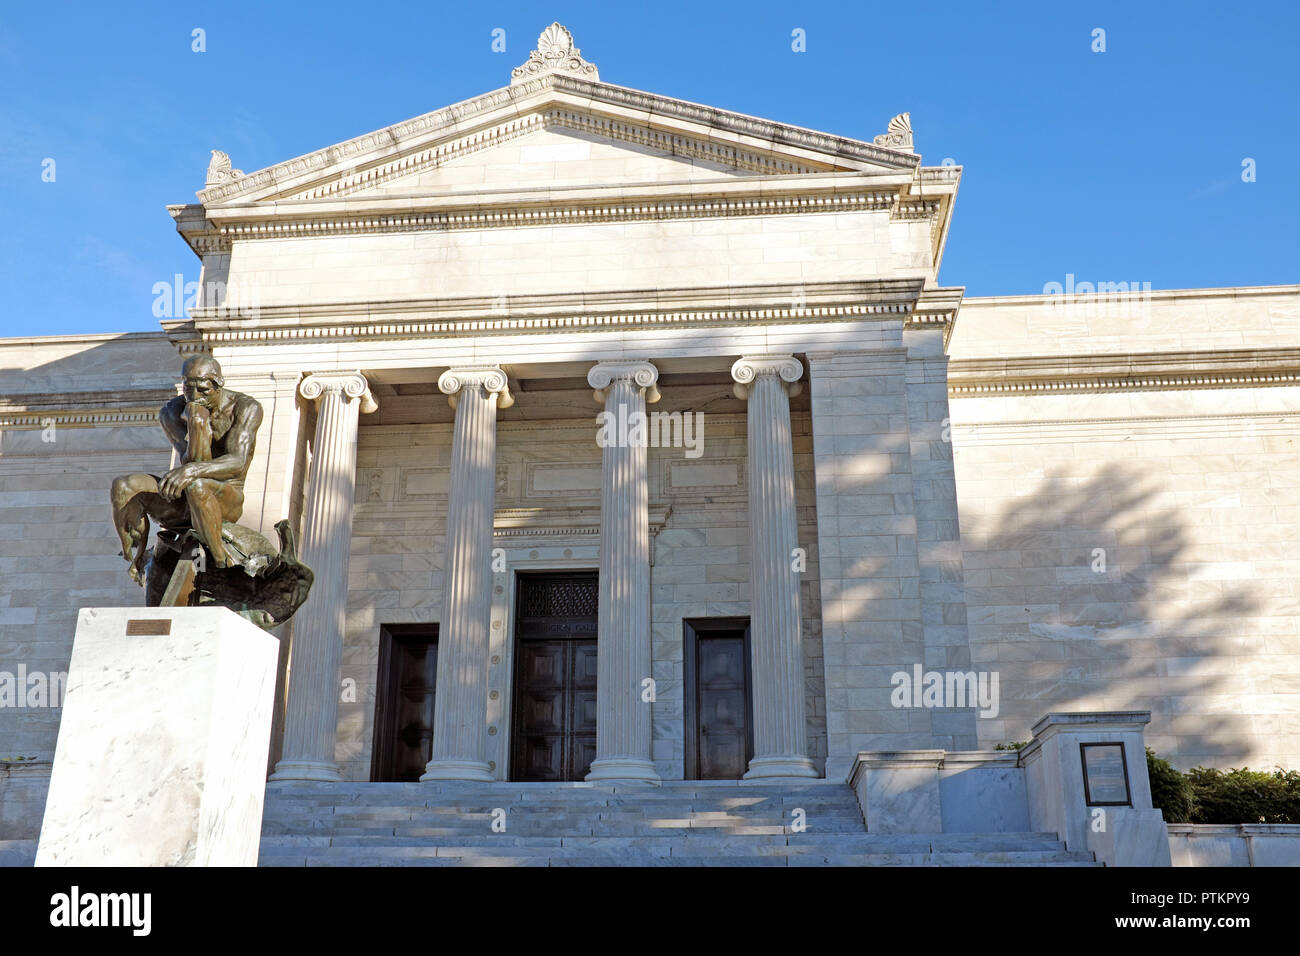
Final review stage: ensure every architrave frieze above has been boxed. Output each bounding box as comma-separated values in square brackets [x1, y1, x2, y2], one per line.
[0, 406, 163, 430]
[948, 347, 1300, 396]
[172, 172, 956, 265]
[207, 187, 902, 240]
[0, 386, 171, 427]
[178, 278, 925, 346]
[178, 170, 955, 249]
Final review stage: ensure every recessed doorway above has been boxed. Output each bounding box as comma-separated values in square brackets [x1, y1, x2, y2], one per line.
[510, 571, 599, 781]
[370, 623, 438, 782]
[684, 617, 754, 780]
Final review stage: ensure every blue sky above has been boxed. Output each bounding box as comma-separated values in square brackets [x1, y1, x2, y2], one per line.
[0, 1, 1295, 337]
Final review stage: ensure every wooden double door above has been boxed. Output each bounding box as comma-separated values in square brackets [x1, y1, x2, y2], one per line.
[510, 572, 599, 781]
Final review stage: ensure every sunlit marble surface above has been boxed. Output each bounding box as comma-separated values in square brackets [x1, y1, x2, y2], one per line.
[36, 607, 278, 867]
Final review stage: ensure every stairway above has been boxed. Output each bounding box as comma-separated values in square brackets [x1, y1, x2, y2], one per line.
[0, 840, 36, 867]
[260, 780, 1098, 867]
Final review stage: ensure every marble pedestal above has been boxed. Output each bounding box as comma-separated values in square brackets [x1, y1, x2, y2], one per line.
[1020, 710, 1170, 866]
[36, 607, 279, 867]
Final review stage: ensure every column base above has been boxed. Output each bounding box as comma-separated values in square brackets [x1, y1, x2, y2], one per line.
[744, 755, 820, 780]
[585, 757, 662, 784]
[420, 758, 494, 782]
[268, 759, 344, 783]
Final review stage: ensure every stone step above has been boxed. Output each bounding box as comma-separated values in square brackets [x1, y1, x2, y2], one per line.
[267, 781, 844, 793]
[266, 822, 873, 837]
[260, 833, 1073, 854]
[263, 816, 866, 833]
[264, 806, 860, 821]
[261, 796, 863, 811]
[257, 846, 1096, 867]
[257, 783, 1095, 867]
[0, 840, 37, 867]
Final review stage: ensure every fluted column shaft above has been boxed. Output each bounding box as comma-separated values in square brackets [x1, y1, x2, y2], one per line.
[732, 356, 818, 779]
[586, 361, 660, 783]
[422, 367, 512, 781]
[272, 371, 376, 782]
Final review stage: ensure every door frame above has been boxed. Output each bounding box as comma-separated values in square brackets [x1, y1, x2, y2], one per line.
[682, 616, 754, 781]
[370, 622, 439, 782]
[490, 552, 599, 779]
[509, 569, 600, 782]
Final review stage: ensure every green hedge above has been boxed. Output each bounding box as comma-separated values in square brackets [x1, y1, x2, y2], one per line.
[1185, 767, 1300, 824]
[1146, 749, 1300, 824]
[1146, 749, 1195, 823]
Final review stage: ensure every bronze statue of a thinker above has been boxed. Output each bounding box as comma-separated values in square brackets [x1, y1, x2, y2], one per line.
[110, 356, 311, 628]
[112, 355, 262, 582]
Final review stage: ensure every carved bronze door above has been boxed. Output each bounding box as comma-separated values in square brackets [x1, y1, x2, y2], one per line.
[684, 618, 754, 780]
[511, 572, 599, 781]
[370, 624, 438, 782]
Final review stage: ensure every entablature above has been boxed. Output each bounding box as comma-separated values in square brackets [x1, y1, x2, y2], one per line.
[175, 278, 926, 348]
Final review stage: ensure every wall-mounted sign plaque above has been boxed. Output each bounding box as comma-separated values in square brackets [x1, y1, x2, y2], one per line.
[1080, 742, 1132, 806]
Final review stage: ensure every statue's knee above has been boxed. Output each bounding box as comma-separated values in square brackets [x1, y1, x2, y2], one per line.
[185, 478, 218, 500]
[111, 474, 143, 508]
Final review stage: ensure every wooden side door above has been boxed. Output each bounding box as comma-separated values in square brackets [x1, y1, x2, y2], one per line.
[370, 623, 438, 782]
[684, 617, 754, 780]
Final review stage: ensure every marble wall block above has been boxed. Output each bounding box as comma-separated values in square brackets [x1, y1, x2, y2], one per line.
[1087, 808, 1173, 867]
[849, 751, 944, 833]
[1167, 824, 1300, 867]
[937, 753, 1029, 833]
[36, 607, 278, 867]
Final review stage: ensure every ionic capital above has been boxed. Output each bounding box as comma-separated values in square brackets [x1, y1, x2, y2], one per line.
[730, 355, 803, 400]
[299, 371, 378, 413]
[438, 366, 514, 410]
[588, 361, 661, 405]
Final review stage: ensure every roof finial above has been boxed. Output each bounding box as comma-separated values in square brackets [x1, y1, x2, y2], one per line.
[205, 150, 245, 188]
[873, 113, 914, 151]
[511, 22, 599, 85]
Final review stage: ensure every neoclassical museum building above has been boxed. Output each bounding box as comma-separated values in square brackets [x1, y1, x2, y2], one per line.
[1, 24, 1298, 864]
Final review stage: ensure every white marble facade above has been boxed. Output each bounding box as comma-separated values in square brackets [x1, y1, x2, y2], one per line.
[1, 26, 1298, 823]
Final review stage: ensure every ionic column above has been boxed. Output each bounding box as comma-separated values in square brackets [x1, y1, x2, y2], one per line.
[585, 361, 661, 783]
[422, 367, 513, 781]
[271, 371, 377, 782]
[732, 356, 819, 779]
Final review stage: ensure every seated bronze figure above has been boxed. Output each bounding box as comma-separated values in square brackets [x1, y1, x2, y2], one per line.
[110, 356, 312, 629]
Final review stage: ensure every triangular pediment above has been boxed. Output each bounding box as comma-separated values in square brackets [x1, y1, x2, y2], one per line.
[197, 72, 919, 208]
[280, 115, 825, 202]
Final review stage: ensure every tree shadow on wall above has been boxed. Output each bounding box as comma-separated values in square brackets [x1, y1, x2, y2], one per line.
[965, 461, 1258, 769]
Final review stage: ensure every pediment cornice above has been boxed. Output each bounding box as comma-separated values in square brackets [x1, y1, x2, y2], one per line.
[193, 72, 919, 207]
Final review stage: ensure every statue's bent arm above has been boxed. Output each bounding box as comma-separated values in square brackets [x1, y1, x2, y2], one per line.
[188, 398, 263, 482]
[159, 400, 190, 459]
